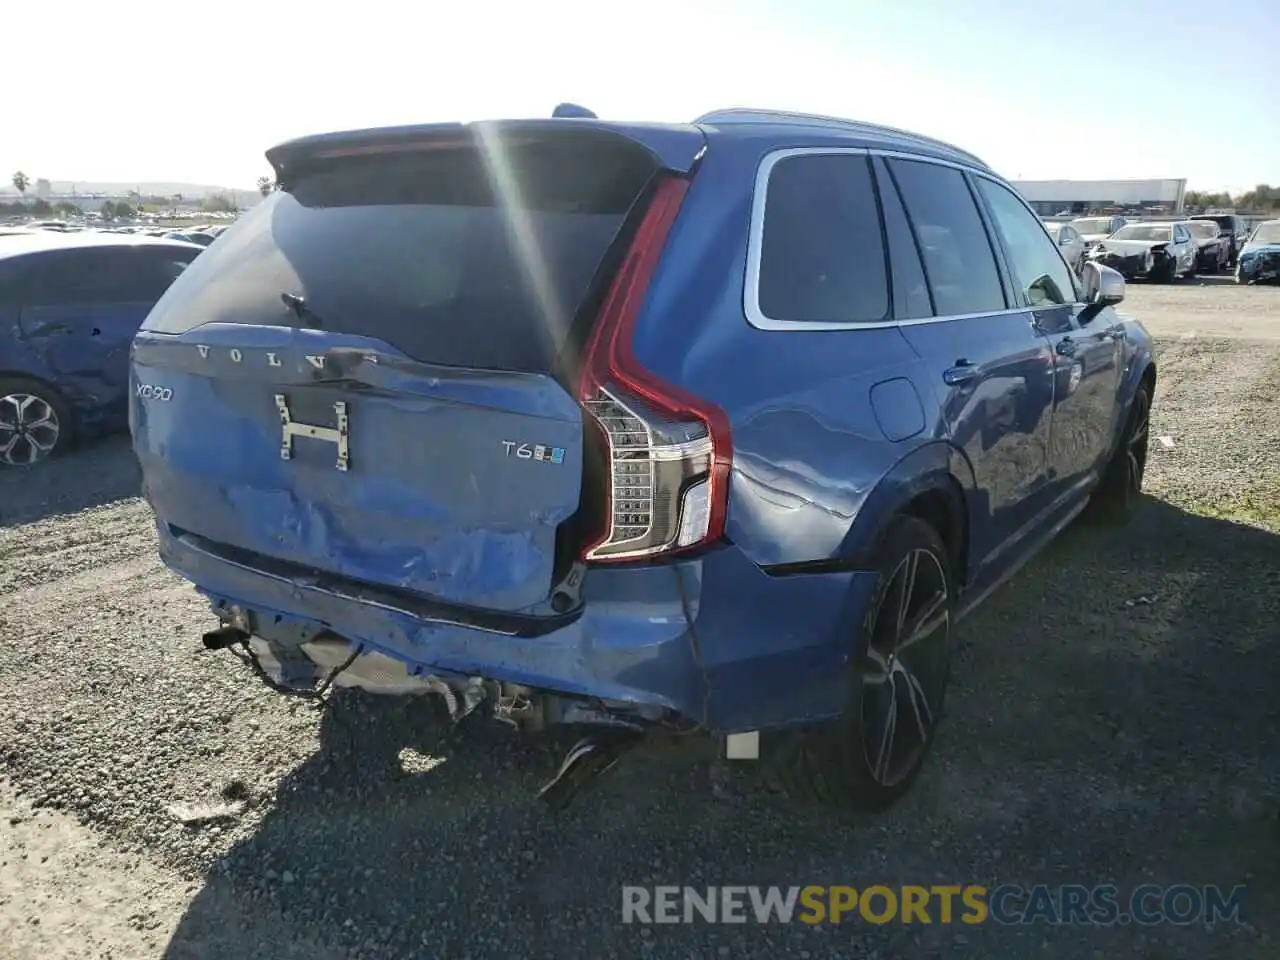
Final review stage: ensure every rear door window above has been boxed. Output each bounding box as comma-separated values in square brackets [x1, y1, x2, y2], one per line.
[885, 159, 1007, 317]
[142, 135, 660, 374]
[753, 153, 890, 324]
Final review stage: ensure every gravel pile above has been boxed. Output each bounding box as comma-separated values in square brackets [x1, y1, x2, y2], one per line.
[1, 325, 1277, 958]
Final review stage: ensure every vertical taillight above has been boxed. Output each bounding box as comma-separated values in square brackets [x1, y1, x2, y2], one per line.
[577, 176, 732, 563]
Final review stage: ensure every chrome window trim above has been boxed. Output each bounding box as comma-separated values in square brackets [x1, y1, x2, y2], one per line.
[744, 147, 1039, 332]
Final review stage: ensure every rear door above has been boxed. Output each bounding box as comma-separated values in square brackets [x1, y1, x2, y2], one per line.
[131, 125, 705, 614]
[879, 156, 1057, 569]
[973, 175, 1123, 494]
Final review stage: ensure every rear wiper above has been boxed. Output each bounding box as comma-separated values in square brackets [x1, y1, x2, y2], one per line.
[280, 292, 324, 329]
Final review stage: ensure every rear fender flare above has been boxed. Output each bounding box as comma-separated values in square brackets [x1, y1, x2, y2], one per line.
[0, 369, 74, 408]
[836, 441, 975, 575]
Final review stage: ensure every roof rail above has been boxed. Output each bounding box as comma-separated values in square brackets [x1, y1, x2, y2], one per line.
[691, 108, 987, 167]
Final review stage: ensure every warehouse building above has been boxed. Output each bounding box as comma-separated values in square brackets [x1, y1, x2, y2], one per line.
[1011, 179, 1187, 216]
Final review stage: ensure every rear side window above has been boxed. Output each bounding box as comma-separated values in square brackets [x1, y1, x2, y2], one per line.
[21, 247, 196, 307]
[754, 153, 889, 324]
[142, 135, 659, 373]
[872, 156, 932, 320]
[886, 159, 1007, 317]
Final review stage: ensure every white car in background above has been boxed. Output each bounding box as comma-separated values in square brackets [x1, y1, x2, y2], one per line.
[1071, 215, 1129, 253]
[1043, 221, 1086, 274]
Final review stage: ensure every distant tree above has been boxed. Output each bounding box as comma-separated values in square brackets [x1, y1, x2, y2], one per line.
[53, 202, 83, 216]
[256, 176, 275, 196]
[113, 201, 136, 219]
[1184, 189, 1234, 210]
[29, 198, 52, 215]
[101, 200, 117, 219]
[202, 192, 238, 213]
[11, 170, 29, 198]
[1236, 184, 1278, 212]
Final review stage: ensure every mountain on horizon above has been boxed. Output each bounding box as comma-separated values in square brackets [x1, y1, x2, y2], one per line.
[0, 179, 258, 199]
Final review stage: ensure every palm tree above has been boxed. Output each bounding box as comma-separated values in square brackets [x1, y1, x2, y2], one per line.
[12, 171, 30, 199]
[256, 176, 274, 197]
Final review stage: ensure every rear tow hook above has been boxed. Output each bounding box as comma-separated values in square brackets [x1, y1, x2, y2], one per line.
[537, 731, 643, 812]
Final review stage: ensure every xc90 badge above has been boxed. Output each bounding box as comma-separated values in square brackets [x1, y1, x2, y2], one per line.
[136, 384, 173, 402]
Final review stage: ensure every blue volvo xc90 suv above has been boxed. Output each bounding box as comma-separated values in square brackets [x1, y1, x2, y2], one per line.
[129, 107, 1154, 811]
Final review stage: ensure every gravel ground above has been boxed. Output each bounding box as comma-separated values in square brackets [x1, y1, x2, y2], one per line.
[0, 283, 1277, 959]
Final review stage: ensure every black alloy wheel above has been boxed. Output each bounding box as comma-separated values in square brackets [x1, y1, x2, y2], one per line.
[1088, 384, 1151, 523]
[772, 516, 955, 812]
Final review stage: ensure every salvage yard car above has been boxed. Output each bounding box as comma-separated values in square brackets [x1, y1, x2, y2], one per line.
[129, 108, 1156, 812]
[1236, 219, 1280, 284]
[1088, 221, 1197, 282]
[0, 231, 202, 465]
[1042, 220, 1086, 274]
[1189, 213, 1248, 267]
[1184, 219, 1231, 274]
[1070, 215, 1127, 253]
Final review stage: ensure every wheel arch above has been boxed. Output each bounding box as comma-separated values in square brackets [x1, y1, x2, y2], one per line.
[0, 369, 71, 397]
[835, 441, 975, 588]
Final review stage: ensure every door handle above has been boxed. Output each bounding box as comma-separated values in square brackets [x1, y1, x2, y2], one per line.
[1056, 337, 1077, 357]
[942, 360, 978, 386]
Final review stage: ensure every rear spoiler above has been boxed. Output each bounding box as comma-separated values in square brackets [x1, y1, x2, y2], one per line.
[266, 116, 706, 189]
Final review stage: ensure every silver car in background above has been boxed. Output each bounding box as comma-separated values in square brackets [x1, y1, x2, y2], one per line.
[1071, 215, 1129, 254]
[1043, 221, 1086, 274]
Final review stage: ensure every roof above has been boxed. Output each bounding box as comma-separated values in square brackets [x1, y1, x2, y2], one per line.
[0, 229, 203, 260]
[691, 108, 990, 170]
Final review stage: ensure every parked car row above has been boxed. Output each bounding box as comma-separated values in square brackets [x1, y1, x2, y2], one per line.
[1043, 213, 1280, 285]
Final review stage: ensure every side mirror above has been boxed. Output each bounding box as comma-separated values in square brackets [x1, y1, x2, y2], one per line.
[1079, 261, 1125, 308]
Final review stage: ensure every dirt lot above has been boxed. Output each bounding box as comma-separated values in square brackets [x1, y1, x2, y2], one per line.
[1, 281, 1277, 959]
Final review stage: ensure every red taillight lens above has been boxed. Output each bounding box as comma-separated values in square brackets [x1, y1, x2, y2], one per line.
[577, 176, 732, 563]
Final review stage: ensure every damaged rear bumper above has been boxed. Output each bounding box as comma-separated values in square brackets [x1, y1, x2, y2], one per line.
[156, 522, 877, 734]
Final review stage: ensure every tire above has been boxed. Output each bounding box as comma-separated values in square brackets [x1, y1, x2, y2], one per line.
[1087, 384, 1151, 524]
[0, 377, 73, 467]
[773, 516, 955, 812]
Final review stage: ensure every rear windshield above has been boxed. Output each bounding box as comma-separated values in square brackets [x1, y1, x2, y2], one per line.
[1193, 216, 1234, 230]
[1071, 218, 1113, 235]
[1112, 225, 1171, 242]
[142, 135, 658, 372]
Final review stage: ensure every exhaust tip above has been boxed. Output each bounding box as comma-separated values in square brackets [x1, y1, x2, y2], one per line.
[202, 626, 249, 650]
